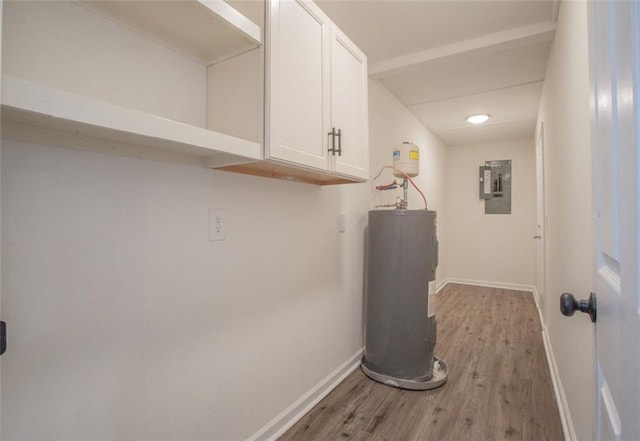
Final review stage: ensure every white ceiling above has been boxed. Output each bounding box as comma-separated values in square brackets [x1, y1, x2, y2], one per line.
[316, 0, 559, 146]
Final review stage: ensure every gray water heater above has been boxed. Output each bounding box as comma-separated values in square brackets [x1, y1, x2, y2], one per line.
[361, 209, 448, 390]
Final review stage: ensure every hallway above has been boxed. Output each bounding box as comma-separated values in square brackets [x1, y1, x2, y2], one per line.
[278, 284, 564, 441]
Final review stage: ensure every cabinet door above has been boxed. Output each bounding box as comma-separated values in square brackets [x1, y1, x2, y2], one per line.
[330, 26, 369, 180]
[267, 0, 330, 171]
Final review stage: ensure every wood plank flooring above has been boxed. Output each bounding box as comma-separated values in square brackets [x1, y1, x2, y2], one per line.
[278, 283, 564, 441]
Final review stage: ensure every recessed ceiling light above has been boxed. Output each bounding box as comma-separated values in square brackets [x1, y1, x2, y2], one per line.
[466, 114, 490, 124]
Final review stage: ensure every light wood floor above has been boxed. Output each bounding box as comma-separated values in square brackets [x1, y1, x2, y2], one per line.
[278, 283, 564, 441]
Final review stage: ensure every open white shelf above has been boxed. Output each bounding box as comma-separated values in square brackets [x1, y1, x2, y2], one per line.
[1, 76, 262, 166]
[79, 0, 262, 65]
[1, 0, 264, 167]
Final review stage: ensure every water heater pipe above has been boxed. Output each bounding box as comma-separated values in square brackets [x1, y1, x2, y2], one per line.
[373, 165, 428, 209]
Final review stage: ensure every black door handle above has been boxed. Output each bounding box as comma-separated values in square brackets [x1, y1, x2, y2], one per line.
[560, 292, 597, 323]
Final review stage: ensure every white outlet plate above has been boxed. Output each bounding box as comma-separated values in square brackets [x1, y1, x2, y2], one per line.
[209, 208, 226, 241]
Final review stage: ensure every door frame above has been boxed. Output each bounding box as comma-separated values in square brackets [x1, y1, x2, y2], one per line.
[535, 120, 547, 325]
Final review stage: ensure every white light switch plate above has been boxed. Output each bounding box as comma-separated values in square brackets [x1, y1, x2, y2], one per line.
[209, 208, 226, 241]
[338, 212, 346, 233]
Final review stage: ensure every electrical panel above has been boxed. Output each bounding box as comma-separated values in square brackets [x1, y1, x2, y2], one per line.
[479, 160, 511, 214]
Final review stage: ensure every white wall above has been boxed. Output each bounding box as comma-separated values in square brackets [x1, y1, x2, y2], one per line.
[1, 142, 368, 441]
[0, 79, 447, 440]
[536, 1, 595, 440]
[444, 139, 536, 288]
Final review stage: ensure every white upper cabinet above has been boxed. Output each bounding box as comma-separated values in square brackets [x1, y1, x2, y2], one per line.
[1, 0, 263, 166]
[329, 26, 369, 180]
[266, 0, 330, 171]
[265, 0, 369, 182]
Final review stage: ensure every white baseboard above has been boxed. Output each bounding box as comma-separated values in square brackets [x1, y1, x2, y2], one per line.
[435, 278, 448, 294]
[442, 277, 536, 294]
[247, 348, 364, 441]
[541, 324, 576, 441]
[532, 287, 573, 441]
[531, 286, 545, 327]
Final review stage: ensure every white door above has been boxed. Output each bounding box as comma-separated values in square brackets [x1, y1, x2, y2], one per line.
[330, 26, 369, 180]
[589, 1, 640, 440]
[535, 121, 546, 324]
[266, 0, 330, 171]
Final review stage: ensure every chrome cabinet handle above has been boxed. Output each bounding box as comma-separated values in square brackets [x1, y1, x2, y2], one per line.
[328, 128, 342, 156]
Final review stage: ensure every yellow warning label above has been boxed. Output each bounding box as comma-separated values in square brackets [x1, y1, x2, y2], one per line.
[409, 150, 419, 160]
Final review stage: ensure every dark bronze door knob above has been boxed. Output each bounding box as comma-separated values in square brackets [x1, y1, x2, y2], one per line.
[560, 292, 597, 323]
